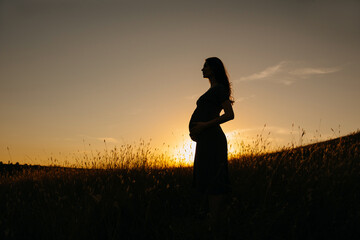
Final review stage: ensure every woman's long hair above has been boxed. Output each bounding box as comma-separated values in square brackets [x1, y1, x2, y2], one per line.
[206, 57, 234, 104]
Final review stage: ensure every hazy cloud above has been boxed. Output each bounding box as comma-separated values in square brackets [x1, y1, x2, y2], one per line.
[228, 126, 291, 136]
[290, 67, 341, 76]
[238, 61, 287, 82]
[236, 61, 342, 86]
[225, 126, 295, 149]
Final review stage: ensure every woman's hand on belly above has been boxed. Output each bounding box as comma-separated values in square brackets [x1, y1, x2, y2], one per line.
[190, 122, 208, 137]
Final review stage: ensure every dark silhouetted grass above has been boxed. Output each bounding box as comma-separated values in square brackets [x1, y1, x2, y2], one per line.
[0, 132, 359, 239]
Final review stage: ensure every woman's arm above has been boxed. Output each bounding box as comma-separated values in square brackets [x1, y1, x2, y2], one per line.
[190, 100, 234, 135]
[206, 99, 234, 126]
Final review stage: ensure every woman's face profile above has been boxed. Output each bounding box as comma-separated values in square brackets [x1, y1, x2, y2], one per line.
[202, 62, 213, 79]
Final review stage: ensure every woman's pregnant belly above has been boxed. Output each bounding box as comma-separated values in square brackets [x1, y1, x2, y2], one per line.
[189, 108, 222, 142]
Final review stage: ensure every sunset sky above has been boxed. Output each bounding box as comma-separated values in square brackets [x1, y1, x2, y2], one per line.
[1, 0, 359, 165]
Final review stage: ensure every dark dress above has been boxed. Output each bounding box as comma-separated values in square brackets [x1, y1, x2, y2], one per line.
[189, 84, 230, 194]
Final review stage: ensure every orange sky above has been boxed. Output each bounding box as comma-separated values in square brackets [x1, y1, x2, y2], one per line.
[1, 0, 359, 165]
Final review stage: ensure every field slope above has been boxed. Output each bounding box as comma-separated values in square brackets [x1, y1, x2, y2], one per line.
[1, 132, 359, 239]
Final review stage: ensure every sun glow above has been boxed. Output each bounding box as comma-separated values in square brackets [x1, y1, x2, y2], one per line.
[170, 132, 243, 166]
[171, 139, 196, 166]
[226, 132, 243, 159]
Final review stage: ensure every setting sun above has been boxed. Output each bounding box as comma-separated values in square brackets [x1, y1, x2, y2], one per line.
[171, 139, 196, 166]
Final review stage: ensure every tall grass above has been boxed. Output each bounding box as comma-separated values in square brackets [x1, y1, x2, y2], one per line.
[45, 139, 192, 170]
[0, 131, 359, 239]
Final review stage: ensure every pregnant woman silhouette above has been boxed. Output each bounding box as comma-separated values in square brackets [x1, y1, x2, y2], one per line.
[189, 57, 234, 238]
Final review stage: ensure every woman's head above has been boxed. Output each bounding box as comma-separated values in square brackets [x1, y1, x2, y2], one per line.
[204, 57, 234, 104]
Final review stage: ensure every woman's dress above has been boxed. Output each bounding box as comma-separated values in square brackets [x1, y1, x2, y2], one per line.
[189, 84, 229, 194]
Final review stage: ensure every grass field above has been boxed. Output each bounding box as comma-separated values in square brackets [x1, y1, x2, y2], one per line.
[1, 132, 359, 239]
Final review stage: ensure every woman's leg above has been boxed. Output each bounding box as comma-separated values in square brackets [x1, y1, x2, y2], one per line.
[208, 194, 228, 239]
